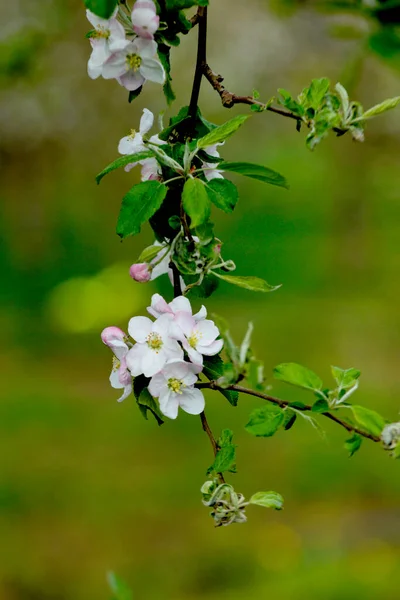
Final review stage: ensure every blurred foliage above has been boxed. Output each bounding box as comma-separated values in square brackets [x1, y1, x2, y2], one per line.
[1, 0, 400, 599]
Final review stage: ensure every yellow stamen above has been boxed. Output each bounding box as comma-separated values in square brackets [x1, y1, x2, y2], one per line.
[93, 26, 110, 39]
[126, 53, 142, 72]
[146, 332, 163, 352]
[168, 378, 185, 394]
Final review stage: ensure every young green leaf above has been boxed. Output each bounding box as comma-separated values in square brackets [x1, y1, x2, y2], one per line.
[217, 162, 289, 189]
[205, 179, 239, 213]
[138, 244, 165, 263]
[197, 115, 249, 149]
[107, 572, 133, 600]
[245, 404, 285, 437]
[306, 77, 331, 110]
[207, 429, 237, 475]
[202, 355, 239, 406]
[312, 398, 330, 413]
[249, 491, 284, 510]
[344, 433, 362, 457]
[116, 181, 167, 239]
[331, 366, 361, 390]
[350, 405, 386, 437]
[96, 151, 155, 184]
[137, 388, 164, 426]
[84, 0, 117, 19]
[213, 273, 281, 293]
[354, 96, 400, 121]
[273, 362, 323, 391]
[182, 178, 210, 228]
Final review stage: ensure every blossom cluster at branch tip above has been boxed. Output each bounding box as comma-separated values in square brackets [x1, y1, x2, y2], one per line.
[86, 1, 165, 91]
[101, 294, 223, 418]
[381, 421, 400, 457]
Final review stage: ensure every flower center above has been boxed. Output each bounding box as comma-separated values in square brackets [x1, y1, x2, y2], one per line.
[146, 332, 163, 352]
[188, 331, 201, 349]
[128, 128, 137, 140]
[167, 378, 184, 394]
[112, 356, 121, 371]
[93, 25, 110, 39]
[126, 53, 142, 72]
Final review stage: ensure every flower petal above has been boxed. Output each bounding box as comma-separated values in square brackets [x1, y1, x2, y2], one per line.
[159, 390, 179, 419]
[147, 293, 171, 318]
[148, 372, 166, 398]
[140, 58, 165, 84]
[102, 52, 127, 79]
[141, 347, 166, 377]
[118, 134, 144, 155]
[193, 305, 207, 321]
[173, 312, 196, 337]
[125, 344, 144, 376]
[117, 382, 132, 402]
[198, 338, 224, 356]
[169, 296, 192, 315]
[135, 37, 157, 58]
[119, 70, 145, 91]
[196, 319, 220, 344]
[128, 316, 153, 342]
[139, 108, 154, 135]
[179, 388, 205, 415]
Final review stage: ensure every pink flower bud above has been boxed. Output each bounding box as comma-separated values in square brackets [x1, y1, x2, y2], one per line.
[101, 326, 126, 347]
[129, 262, 151, 282]
[131, 1, 159, 39]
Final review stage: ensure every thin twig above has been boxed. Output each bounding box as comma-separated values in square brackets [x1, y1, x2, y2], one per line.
[197, 382, 381, 443]
[200, 410, 225, 484]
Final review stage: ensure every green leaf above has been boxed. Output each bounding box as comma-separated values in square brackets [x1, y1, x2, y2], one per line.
[138, 244, 164, 263]
[137, 388, 164, 426]
[207, 429, 237, 475]
[182, 178, 210, 228]
[354, 96, 400, 121]
[246, 358, 265, 391]
[312, 398, 329, 413]
[331, 366, 360, 390]
[96, 151, 154, 184]
[217, 162, 289, 189]
[116, 181, 167, 239]
[197, 115, 249, 149]
[273, 362, 323, 391]
[351, 405, 386, 437]
[84, 0, 117, 19]
[205, 179, 239, 213]
[306, 77, 331, 110]
[249, 491, 284, 510]
[245, 404, 285, 437]
[213, 273, 281, 293]
[157, 44, 176, 105]
[107, 572, 133, 600]
[344, 433, 362, 457]
[202, 355, 238, 406]
[283, 409, 297, 430]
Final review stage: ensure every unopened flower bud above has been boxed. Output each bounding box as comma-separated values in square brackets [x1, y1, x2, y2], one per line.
[101, 326, 126, 347]
[131, 0, 159, 39]
[129, 262, 151, 282]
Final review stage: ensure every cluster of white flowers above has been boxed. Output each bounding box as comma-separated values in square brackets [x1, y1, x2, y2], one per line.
[101, 294, 223, 419]
[86, 1, 165, 91]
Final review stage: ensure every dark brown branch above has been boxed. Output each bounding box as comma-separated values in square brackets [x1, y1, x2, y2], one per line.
[189, 12, 199, 27]
[171, 262, 182, 298]
[188, 6, 207, 122]
[197, 382, 381, 443]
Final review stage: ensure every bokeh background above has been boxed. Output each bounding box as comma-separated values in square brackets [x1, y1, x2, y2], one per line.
[1, 1, 400, 598]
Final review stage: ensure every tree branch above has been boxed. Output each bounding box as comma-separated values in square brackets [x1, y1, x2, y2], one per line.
[197, 382, 381, 443]
[200, 410, 225, 484]
[188, 6, 208, 122]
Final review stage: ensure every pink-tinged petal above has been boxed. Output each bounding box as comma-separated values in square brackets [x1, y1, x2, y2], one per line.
[140, 158, 160, 181]
[135, 37, 157, 58]
[108, 19, 126, 43]
[124, 162, 138, 173]
[101, 326, 125, 344]
[159, 391, 179, 419]
[117, 382, 132, 402]
[203, 166, 224, 181]
[152, 313, 174, 336]
[169, 296, 192, 315]
[118, 358, 132, 386]
[142, 346, 166, 377]
[147, 293, 171, 318]
[179, 388, 205, 415]
[128, 316, 153, 343]
[193, 305, 207, 321]
[139, 108, 154, 135]
[129, 262, 151, 282]
[118, 70, 145, 91]
[125, 344, 144, 376]
[162, 359, 190, 381]
[198, 338, 223, 356]
[110, 368, 123, 389]
[196, 319, 220, 344]
[148, 372, 166, 398]
[140, 58, 165, 84]
[174, 312, 196, 337]
[102, 52, 127, 79]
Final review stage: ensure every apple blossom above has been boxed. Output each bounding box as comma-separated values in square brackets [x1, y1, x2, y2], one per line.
[86, 9, 126, 79]
[118, 109, 163, 179]
[101, 326, 132, 402]
[148, 359, 204, 419]
[147, 293, 207, 322]
[126, 314, 183, 377]
[131, 0, 160, 40]
[171, 312, 223, 366]
[202, 143, 224, 182]
[129, 262, 151, 282]
[102, 38, 165, 91]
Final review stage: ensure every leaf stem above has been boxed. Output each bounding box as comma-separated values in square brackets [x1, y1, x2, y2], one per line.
[200, 410, 225, 484]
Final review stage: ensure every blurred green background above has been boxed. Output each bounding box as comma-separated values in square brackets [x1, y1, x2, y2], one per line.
[1, 1, 400, 598]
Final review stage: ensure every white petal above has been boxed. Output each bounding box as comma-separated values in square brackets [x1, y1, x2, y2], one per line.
[118, 134, 144, 155]
[128, 316, 153, 343]
[150, 252, 170, 281]
[179, 388, 205, 415]
[163, 338, 184, 360]
[135, 37, 157, 58]
[125, 344, 144, 376]
[139, 108, 154, 135]
[142, 347, 167, 377]
[119, 70, 145, 91]
[196, 319, 220, 344]
[198, 339, 224, 356]
[110, 368, 123, 389]
[86, 9, 107, 28]
[152, 313, 174, 336]
[193, 305, 207, 321]
[117, 383, 132, 402]
[108, 19, 126, 44]
[140, 158, 160, 181]
[162, 359, 190, 380]
[140, 58, 165, 85]
[102, 52, 127, 79]
[186, 345, 203, 366]
[148, 372, 166, 397]
[173, 312, 195, 337]
[159, 391, 179, 419]
[169, 296, 192, 315]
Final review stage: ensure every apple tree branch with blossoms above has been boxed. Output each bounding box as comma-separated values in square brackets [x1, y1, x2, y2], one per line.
[84, 0, 400, 527]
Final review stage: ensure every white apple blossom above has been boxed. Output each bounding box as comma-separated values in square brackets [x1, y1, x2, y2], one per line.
[148, 359, 204, 419]
[147, 293, 207, 322]
[118, 108, 163, 179]
[86, 9, 126, 79]
[202, 143, 224, 181]
[126, 314, 183, 377]
[102, 38, 165, 91]
[131, 0, 160, 39]
[171, 312, 223, 366]
[101, 326, 132, 402]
